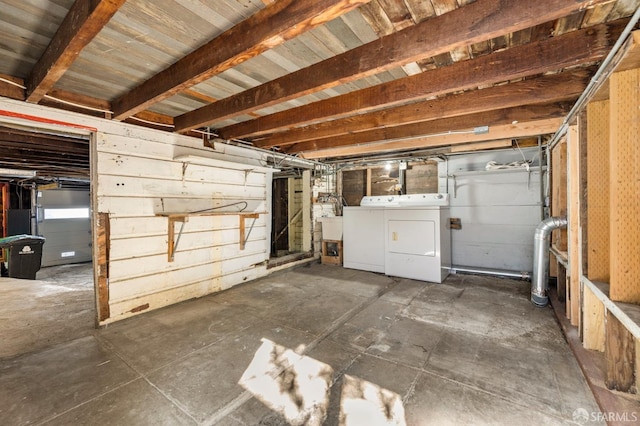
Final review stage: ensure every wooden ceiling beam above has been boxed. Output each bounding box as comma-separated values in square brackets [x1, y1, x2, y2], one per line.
[0, 74, 25, 100]
[254, 69, 591, 148]
[0, 140, 88, 156]
[302, 117, 564, 159]
[175, 0, 612, 133]
[0, 149, 89, 166]
[223, 18, 624, 141]
[112, 0, 371, 120]
[26, 0, 126, 103]
[287, 103, 570, 154]
[40, 88, 113, 118]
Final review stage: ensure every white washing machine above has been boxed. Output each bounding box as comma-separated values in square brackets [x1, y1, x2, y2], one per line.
[343, 194, 451, 283]
[343, 206, 385, 273]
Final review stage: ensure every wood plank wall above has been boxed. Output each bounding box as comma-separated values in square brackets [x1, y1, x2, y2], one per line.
[95, 132, 271, 323]
[0, 98, 275, 326]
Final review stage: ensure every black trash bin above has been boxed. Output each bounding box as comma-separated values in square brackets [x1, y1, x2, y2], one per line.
[0, 235, 46, 280]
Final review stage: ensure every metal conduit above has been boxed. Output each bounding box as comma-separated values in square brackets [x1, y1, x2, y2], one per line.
[547, 6, 640, 152]
[447, 265, 531, 280]
[531, 216, 568, 307]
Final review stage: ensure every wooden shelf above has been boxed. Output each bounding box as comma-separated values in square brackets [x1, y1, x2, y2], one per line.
[156, 211, 266, 262]
[321, 239, 343, 265]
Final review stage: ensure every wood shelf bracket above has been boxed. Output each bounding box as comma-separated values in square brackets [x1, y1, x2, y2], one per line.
[160, 211, 265, 262]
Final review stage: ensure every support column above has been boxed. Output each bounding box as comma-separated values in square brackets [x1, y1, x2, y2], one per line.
[568, 125, 581, 326]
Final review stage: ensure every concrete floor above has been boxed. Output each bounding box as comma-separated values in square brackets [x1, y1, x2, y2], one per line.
[0, 262, 95, 359]
[0, 263, 601, 425]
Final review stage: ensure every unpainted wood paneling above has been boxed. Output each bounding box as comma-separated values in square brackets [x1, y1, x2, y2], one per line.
[288, 177, 304, 252]
[302, 170, 312, 252]
[371, 165, 399, 196]
[341, 169, 366, 206]
[568, 124, 581, 326]
[605, 311, 636, 392]
[551, 141, 568, 251]
[405, 162, 438, 194]
[586, 100, 610, 282]
[583, 283, 605, 352]
[96, 212, 110, 322]
[609, 68, 640, 303]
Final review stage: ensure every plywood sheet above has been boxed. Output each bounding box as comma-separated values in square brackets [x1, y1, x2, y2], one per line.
[583, 284, 605, 352]
[605, 311, 636, 392]
[609, 69, 640, 303]
[586, 100, 610, 282]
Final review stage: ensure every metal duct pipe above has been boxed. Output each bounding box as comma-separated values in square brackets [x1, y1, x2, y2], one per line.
[531, 216, 568, 307]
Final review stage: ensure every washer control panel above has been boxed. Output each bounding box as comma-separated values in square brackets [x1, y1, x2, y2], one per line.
[360, 193, 449, 207]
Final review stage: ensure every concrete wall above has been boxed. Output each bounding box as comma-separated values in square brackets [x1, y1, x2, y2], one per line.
[0, 97, 275, 324]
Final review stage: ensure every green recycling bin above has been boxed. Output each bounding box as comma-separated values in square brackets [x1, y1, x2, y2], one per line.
[0, 235, 46, 280]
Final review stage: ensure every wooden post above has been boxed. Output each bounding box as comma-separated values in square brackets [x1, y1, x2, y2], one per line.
[557, 263, 567, 303]
[96, 212, 110, 322]
[583, 284, 605, 352]
[302, 170, 312, 253]
[239, 213, 260, 250]
[586, 100, 610, 282]
[239, 215, 246, 250]
[568, 124, 581, 326]
[609, 68, 640, 303]
[605, 312, 635, 392]
[551, 141, 568, 251]
[167, 216, 187, 262]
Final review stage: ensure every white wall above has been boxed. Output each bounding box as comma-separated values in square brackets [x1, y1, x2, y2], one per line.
[98, 137, 273, 323]
[0, 97, 276, 324]
[441, 147, 544, 272]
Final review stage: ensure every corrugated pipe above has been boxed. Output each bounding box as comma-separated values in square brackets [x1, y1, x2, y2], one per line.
[531, 216, 568, 307]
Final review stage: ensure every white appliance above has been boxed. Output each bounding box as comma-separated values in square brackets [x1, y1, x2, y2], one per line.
[343, 207, 385, 273]
[343, 193, 451, 283]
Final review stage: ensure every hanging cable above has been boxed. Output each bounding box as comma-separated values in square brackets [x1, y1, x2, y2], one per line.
[128, 115, 175, 128]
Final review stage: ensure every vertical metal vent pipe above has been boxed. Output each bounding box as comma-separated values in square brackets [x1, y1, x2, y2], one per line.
[531, 216, 568, 307]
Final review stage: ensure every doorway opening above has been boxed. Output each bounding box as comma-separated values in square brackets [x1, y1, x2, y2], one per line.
[269, 170, 312, 266]
[0, 123, 94, 359]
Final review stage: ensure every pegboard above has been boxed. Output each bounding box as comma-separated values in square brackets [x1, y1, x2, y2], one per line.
[609, 69, 640, 304]
[586, 100, 611, 282]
